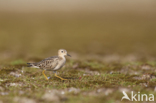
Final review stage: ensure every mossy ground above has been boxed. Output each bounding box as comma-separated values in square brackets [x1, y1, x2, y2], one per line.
[0, 59, 156, 103]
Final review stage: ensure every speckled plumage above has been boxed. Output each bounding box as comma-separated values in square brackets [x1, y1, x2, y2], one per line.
[28, 56, 63, 71]
[27, 49, 71, 80]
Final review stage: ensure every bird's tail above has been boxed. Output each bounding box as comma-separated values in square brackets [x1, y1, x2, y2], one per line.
[27, 63, 39, 68]
[27, 63, 35, 67]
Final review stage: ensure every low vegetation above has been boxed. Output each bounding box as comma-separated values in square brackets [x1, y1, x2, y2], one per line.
[0, 57, 156, 103]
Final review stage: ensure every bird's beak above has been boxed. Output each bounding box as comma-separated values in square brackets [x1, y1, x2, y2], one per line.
[67, 53, 71, 57]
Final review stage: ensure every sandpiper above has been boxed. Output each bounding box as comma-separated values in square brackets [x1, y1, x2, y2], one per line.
[27, 49, 71, 80]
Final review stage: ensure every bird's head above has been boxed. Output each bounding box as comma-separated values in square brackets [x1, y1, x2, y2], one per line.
[58, 49, 71, 57]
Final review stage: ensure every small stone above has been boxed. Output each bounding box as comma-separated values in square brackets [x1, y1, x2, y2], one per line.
[10, 83, 22, 87]
[0, 92, 9, 95]
[104, 89, 114, 95]
[14, 97, 36, 103]
[154, 87, 156, 91]
[119, 88, 130, 93]
[97, 88, 114, 95]
[42, 92, 59, 102]
[72, 63, 79, 69]
[141, 74, 151, 80]
[0, 86, 4, 91]
[141, 64, 152, 70]
[68, 87, 80, 94]
[61, 91, 65, 95]
[10, 72, 21, 77]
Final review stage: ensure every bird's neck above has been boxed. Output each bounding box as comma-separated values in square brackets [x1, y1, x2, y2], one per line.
[59, 55, 66, 60]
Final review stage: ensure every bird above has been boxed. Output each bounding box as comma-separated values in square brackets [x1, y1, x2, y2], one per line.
[27, 49, 71, 80]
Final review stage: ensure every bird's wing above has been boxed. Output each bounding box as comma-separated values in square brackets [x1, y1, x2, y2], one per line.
[35, 56, 59, 69]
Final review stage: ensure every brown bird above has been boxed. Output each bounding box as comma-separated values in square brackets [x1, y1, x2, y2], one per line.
[27, 49, 71, 80]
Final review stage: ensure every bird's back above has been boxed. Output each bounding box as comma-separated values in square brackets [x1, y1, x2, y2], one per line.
[27, 56, 59, 71]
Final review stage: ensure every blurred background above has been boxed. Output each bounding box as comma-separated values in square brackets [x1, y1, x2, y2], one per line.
[0, 0, 156, 61]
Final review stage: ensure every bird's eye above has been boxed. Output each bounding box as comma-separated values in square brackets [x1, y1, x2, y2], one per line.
[61, 51, 63, 53]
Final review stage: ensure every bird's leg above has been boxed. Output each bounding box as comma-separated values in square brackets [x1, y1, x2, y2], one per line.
[42, 70, 49, 80]
[54, 72, 67, 80]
